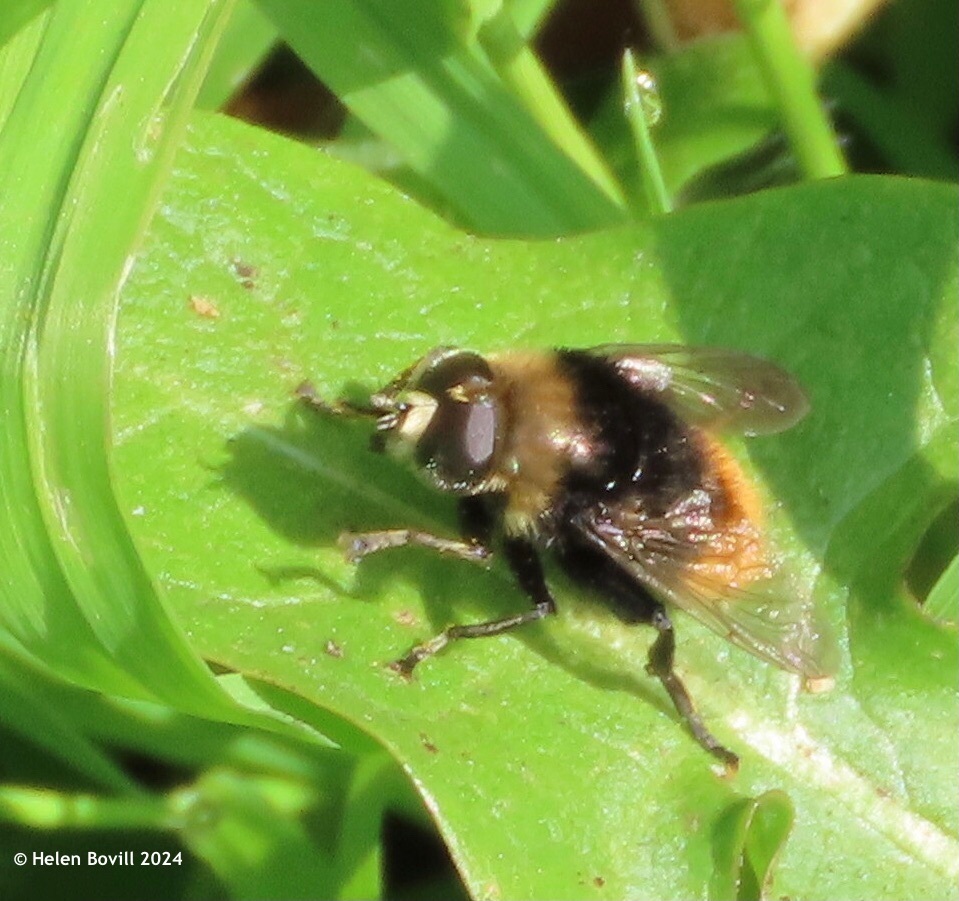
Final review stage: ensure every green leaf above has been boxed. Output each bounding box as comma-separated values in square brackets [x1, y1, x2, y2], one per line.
[196, 0, 278, 111]
[0, 0, 50, 51]
[731, 0, 845, 178]
[255, 0, 624, 235]
[0, 0, 255, 715]
[0, 6, 46, 131]
[114, 112, 958, 900]
[925, 555, 959, 624]
[0, 785, 172, 831]
[711, 790, 794, 901]
[592, 35, 783, 207]
[651, 34, 778, 191]
[823, 61, 957, 181]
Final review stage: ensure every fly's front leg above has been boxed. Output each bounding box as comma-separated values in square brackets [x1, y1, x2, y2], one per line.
[299, 379, 495, 563]
[295, 379, 393, 453]
[295, 380, 380, 418]
[392, 534, 557, 678]
[300, 382, 490, 565]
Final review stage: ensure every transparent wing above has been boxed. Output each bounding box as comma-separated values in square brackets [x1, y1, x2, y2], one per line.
[572, 493, 836, 678]
[591, 344, 810, 436]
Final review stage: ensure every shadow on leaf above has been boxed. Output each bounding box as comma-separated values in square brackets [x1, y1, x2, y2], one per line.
[218, 398, 681, 723]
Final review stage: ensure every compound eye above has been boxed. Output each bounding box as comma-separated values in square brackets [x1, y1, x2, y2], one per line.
[409, 352, 500, 491]
[428, 384, 497, 482]
[417, 379, 499, 490]
[461, 395, 497, 471]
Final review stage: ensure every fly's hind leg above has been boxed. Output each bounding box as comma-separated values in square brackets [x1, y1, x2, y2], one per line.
[392, 526, 557, 678]
[645, 606, 739, 772]
[558, 536, 738, 771]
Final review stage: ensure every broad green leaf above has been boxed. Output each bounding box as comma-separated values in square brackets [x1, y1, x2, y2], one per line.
[114, 111, 958, 900]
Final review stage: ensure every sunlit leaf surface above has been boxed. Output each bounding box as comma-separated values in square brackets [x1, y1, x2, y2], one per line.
[115, 113, 958, 901]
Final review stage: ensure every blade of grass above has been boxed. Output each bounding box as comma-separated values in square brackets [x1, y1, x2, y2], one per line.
[0, 785, 174, 830]
[196, 0, 277, 111]
[621, 48, 672, 214]
[477, 7, 625, 206]
[0, 1, 156, 698]
[29, 0, 244, 710]
[505, 0, 555, 37]
[732, 0, 846, 179]
[0, 0, 50, 49]
[0, 0, 248, 713]
[0, 6, 47, 131]
[823, 60, 957, 180]
[257, 0, 625, 235]
[924, 554, 959, 624]
[0, 639, 141, 793]
[170, 770, 340, 900]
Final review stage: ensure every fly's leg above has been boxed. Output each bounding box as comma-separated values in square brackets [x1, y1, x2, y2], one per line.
[339, 496, 557, 680]
[300, 384, 492, 565]
[295, 380, 380, 418]
[339, 529, 491, 565]
[339, 498, 497, 566]
[557, 534, 738, 771]
[646, 606, 739, 773]
[295, 380, 393, 452]
[392, 532, 557, 677]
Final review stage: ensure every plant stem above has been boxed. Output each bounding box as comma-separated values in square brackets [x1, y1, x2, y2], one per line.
[621, 49, 672, 215]
[479, 9, 625, 208]
[733, 0, 846, 179]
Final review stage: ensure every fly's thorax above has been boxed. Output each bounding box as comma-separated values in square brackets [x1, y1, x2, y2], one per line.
[487, 351, 595, 535]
